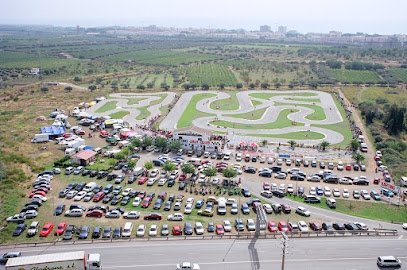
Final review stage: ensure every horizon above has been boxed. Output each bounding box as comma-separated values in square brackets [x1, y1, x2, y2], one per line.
[1, 0, 406, 35]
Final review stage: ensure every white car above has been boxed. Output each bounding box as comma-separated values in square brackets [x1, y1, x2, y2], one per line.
[337, 161, 344, 171]
[355, 222, 368, 230]
[259, 156, 266, 163]
[339, 178, 353, 185]
[298, 221, 309, 232]
[132, 197, 141, 207]
[149, 224, 158, 236]
[263, 204, 273, 214]
[307, 175, 321, 182]
[168, 213, 184, 221]
[267, 157, 274, 164]
[31, 195, 48, 202]
[65, 190, 78, 199]
[402, 223, 407, 230]
[122, 188, 133, 196]
[285, 159, 292, 166]
[361, 190, 370, 200]
[309, 187, 317, 195]
[223, 220, 232, 232]
[186, 197, 195, 205]
[195, 222, 204, 235]
[324, 187, 331, 197]
[24, 210, 38, 219]
[296, 206, 311, 217]
[147, 177, 157, 186]
[123, 211, 140, 219]
[74, 191, 87, 201]
[287, 184, 294, 194]
[247, 219, 256, 231]
[275, 172, 287, 179]
[333, 188, 340, 197]
[184, 203, 193, 214]
[136, 224, 145, 237]
[158, 178, 167, 186]
[149, 169, 159, 178]
[176, 262, 200, 270]
[342, 189, 350, 198]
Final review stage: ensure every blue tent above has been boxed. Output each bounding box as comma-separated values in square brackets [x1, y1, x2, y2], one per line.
[40, 126, 65, 137]
[83, 145, 94, 150]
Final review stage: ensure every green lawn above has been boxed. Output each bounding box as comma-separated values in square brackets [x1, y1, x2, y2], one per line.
[109, 111, 129, 119]
[286, 98, 320, 103]
[210, 92, 239, 111]
[312, 96, 352, 148]
[228, 108, 268, 120]
[211, 109, 304, 130]
[327, 69, 381, 83]
[288, 195, 407, 223]
[274, 102, 326, 121]
[96, 101, 117, 113]
[249, 92, 318, 100]
[136, 107, 151, 120]
[251, 99, 263, 106]
[128, 97, 148, 105]
[177, 93, 216, 128]
[247, 131, 325, 140]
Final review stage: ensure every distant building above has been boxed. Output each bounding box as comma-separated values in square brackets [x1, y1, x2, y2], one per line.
[30, 68, 40, 75]
[71, 150, 97, 166]
[278, 25, 287, 35]
[259, 25, 271, 32]
[172, 126, 224, 152]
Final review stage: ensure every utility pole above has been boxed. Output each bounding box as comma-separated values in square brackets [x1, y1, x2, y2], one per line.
[280, 232, 288, 270]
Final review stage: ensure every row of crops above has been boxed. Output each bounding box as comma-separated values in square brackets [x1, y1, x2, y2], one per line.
[183, 64, 239, 86]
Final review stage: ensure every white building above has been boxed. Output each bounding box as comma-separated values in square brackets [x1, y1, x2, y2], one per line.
[172, 127, 224, 153]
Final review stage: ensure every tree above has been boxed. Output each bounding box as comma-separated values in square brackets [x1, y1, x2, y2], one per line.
[154, 137, 168, 150]
[288, 140, 296, 150]
[219, 83, 225, 90]
[163, 161, 176, 173]
[223, 167, 237, 179]
[353, 152, 365, 164]
[144, 161, 153, 171]
[261, 139, 268, 147]
[260, 82, 269, 89]
[64, 86, 73, 92]
[131, 137, 142, 148]
[236, 83, 243, 89]
[319, 140, 330, 151]
[201, 83, 210, 90]
[142, 136, 153, 147]
[127, 159, 137, 170]
[169, 140, 182, 152]
[202, 167, 217, 182]
[88, 85, 97, 91]
[384, 104, 406, 135]
[350, 139, 360, 152]
[181, 163, 195, 177]
[73, 76, 81, 82]
[249, 83, 256, 89]
[136, 84, 145, 90]
[274, 82, 282, 89]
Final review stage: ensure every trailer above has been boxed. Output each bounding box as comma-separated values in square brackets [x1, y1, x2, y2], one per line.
[5, 251, 101, 270]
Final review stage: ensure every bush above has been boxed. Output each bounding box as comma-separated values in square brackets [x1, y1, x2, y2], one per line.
[374, 135, 383, 143]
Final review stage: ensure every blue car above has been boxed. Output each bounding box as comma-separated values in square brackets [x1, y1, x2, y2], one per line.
[316, 187, 324, 196]
[381, 189, 394, 197]
[195, 200, 204, 209]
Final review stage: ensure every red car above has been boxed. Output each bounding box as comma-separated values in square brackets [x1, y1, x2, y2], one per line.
[86, 210, 104, 218]
[33, 187, 49, 193]
[93, 192, 105, 202]
[373, 178, 380, 184]
[63, 133, 72, 138]
[99, 130, 109, 138]
[54, 222, 67, 235]
[29, 191, 47, 198]
[309, 222, 322, 231]
[278, 221, 289, 232]
[216, 224, 224, 235]
[345, 164, 352, 171]
[40, 222, 54, 237]
[179, 174, 187, 181]
[144, 213, 162, 221]
[138, 176, 148, 185]
[172, 225, 182, 236]
[263, 182, 271, 190]
[74, 129, 85, 135]
[267, 221, 278, 233]
[137, 191, 146, 199]
[141, 197, 152, 208]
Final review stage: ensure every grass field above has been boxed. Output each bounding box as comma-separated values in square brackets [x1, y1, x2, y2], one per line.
[248, 131, 325, 140]
[327, 69, 381, 83]
[249, 92, 318, 100]
[342, 86, 407, 105]
[95, 101, 117, 113]
[177, 93, 216, 128]
[185, 64, 238, 86]
[0, 51, 79, 69]
[210, 92, 239, 111]
[228, 108, 268, 120]
[288, 196, 407, 223]
[211, 109, 303, 130]
[128, 97, 148, 105]
[136, 107, 151, 120]
[273, 102, 326, 121]
[109, 111, 129, 119]
[389, 68, 407, 83]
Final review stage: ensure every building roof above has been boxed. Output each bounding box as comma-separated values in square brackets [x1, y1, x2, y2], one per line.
[40, 125, 65, 135]
[73, 150, 97, 160]
[174, 126, 213, 137]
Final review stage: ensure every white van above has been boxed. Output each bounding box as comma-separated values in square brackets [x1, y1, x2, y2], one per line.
[377, 256, 402, 267]
[400, 176, 407, 187]
[360, 143, 368, 153]
[64, 167, 74, 175]
[133, 167, 145, 177]
[65, 148, 76, 156]
[27, 221, 39, 236]
[223, 152, 231, 160]
[122, 222, 133, 237]
[83, 182, 97, 192]
[217, 201, 227, 215]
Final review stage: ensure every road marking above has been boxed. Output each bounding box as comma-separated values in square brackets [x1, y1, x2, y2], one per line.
[102, 256, 407, 269]
[398, 235, 404, 239]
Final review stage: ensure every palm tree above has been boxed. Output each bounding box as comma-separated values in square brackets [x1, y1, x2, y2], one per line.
[350, 139, 360, 152]
[288, 140, 296, 150]
[319, 140, 330, 151]
[353, 152, 365, 164]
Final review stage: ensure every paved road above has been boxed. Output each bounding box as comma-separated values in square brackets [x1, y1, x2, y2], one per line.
[160, 90, 346, 145]
[1, 237, 406, 270]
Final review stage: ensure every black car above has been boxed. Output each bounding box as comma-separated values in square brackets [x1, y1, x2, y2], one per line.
[167, 179, 175, 187]
[344, 223, 360, 231]
[63, 225, 76, 240]
[322, 222, 334, 233]
[75, 182, 86, 191]
[153, 199, 163, 210]
[333, 223, 346, 231]
[92, 226, 101, 238]
[66, 183, 77, 190]
[128, 176, 136, 184]
[259, 171, 272, 178]
[270, 166, 282, 173]
[103, 184, 114, 194]
[112, 226, 122, 238]
[272, 189, 285, 198]
[164, 201, 172, 211]
[82, 169, 90, 176]
[102, 226, 112, 238]
[121, 196, 130, 206]
[58, 189, 69, 198]
[13, 224, 26, 236]
[290, 174, 305, 181]
[353, 179, 369, 185]
[207, 222, 215, 233]
[89, 170, 98, 177]
[107, 173, 118, 181]
[251, 156, 257, 162]
[304, 195, 320, 203]
[0, 252, 21, 265]
[54, 204, 66, 216]
[88, 205, 109, 213]
[184, 222, 193, 235]
[244, 167, 257, 174]
[242, 188, 251, 197]
[129, 190, 138, 198]
[69, 204, 86, 211]
[297, 186, 305, 196]
[78, 226, 90, 239]
[103, 194, 114, 204]
[97, 171, 108, 179]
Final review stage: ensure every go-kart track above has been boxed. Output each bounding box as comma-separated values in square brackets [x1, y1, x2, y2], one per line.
[88, 90, 347, 145]
[160, 90, 346, 145]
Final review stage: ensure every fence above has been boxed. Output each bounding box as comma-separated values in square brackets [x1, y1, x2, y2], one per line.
[0, 228, 398, 249]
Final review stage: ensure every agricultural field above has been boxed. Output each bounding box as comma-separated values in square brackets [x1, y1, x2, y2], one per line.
[341, 86, 407, 105]
[327, 69, 382, 83]
[183, 64, 239, 86]
[0, 51, 79, 69]
[389, 68, 407, 83]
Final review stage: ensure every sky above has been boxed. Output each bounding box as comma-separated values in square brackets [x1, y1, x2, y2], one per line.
[1, 0, 406, 34]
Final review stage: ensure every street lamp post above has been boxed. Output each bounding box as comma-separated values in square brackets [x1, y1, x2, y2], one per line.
[280, 232, 288, 270]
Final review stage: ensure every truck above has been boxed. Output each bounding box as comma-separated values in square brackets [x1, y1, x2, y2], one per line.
[5, 251, 101, 270]
[31, 133, 50, 143]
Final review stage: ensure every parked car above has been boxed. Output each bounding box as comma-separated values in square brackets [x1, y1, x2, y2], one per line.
[0, 252, 21, 265]
[296, 206, 311, 217]
[39, 222, 54, 237]
[13, 224, 26, 237]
